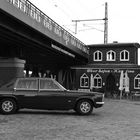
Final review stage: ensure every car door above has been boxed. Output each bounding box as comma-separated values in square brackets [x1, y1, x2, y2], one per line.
[36, 79, 69, 110]
[14, 78, 38, 109]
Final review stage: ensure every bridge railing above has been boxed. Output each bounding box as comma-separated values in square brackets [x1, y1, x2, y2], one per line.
[6, 0, 89, 55]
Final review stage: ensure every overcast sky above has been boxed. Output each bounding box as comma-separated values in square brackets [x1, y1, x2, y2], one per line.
[29, 0, 140, 62]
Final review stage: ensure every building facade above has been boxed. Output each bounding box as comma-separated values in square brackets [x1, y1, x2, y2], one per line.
[72, 43, 140, 97]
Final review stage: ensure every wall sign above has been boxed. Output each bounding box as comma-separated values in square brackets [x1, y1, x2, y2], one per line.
[87, 69, 135, 73]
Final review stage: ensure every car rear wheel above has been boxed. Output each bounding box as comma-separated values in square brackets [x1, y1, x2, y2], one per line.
[76, 100, 93, 115]
[0, 99, 17, 114]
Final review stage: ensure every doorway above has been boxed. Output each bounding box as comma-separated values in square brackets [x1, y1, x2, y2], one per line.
[105, 73, 117, 97]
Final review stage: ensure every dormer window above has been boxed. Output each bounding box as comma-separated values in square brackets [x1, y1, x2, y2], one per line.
[120, 50, 129, 61]
[106, 50, 116, 61]
[80, 73, 89, 87]
[93, 51, 102, 61]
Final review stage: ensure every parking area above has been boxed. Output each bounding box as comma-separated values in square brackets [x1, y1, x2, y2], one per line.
[0, 99, 140, 140]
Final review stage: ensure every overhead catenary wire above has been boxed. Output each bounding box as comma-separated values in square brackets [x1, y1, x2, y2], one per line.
[48, 0, 79, 21]
[50, 0, 105, 24]
[71, 2, 108, 44]
[42, 0, 107, 43]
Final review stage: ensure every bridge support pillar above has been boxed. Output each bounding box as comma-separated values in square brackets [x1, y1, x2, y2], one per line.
[0, 58, 25, 87]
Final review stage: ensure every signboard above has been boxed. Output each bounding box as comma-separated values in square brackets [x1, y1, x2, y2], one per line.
[87, 69, 135, 74]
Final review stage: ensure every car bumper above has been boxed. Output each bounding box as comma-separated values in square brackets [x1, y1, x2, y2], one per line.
[96, 101, 104, 105]
[94, 101, 104, 108]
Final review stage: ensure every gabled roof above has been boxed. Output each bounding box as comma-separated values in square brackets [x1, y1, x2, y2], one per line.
[87, 43, 140, 48]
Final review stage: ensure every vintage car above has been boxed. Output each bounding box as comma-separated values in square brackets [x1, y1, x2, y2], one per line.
[0, 78, 104, 115]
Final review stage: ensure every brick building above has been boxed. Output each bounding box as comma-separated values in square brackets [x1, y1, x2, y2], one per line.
[72, 43, 140, 97]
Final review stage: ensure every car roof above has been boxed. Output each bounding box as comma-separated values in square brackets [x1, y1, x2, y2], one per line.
[17, 77, 53, 80]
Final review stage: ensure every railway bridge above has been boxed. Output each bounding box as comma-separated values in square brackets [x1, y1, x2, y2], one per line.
[0, 0, 89, 89]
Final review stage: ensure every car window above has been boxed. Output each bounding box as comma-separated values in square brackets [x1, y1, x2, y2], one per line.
[16, 79, 38, 90]
[40, 79, 60, 90]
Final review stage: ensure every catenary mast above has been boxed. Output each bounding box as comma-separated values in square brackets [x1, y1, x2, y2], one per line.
[104, 2, 108, 44]
[72, 2, 108, 44]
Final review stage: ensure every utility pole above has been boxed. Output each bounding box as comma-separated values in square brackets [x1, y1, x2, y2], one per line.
[72, 2, 108, 44]
[104, 2, 108, 44]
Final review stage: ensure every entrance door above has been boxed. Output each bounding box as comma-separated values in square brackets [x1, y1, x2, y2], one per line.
[105, 73, 116, 97]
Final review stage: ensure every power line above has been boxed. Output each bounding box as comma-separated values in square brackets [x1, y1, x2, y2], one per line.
[72, 2, 108, 44]
[82, 24, 104, 32]
[48, 0, 108, 43]
[72, 18, 105, 34]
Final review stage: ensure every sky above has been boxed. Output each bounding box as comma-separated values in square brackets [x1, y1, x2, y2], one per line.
[29, 0, 140, 62]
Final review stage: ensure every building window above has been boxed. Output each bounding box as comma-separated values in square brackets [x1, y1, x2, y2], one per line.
[120, 50, 129, 61]
[93, 74, 102, 88]
[80, 73, 89, 87]
[106, 50, 116, 61]
[93, 51, 102, 61]
[134, 74, 140, 89]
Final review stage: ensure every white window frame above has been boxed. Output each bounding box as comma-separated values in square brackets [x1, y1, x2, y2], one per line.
[93, 73, 102, 88]
[120, 50, 129, 61]
[134, 74, 140, 89]
[80, 73, 89, 88]
[93, 50, 102, 61]
[106, 50, 116, 61]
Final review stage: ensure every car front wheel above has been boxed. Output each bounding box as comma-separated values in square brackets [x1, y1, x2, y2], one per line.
[76, 100, 93, 115]
[0, 99, 17, 114]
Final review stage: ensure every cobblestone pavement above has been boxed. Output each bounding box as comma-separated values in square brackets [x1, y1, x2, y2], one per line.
[0, 99, 140, 140]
